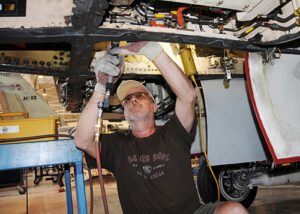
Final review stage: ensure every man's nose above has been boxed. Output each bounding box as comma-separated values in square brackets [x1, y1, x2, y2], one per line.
[130, 95, 138, 103]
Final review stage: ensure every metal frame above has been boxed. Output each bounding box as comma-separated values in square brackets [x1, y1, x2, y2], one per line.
[0, 0, 299, 112]
[0, 139, 87, 214]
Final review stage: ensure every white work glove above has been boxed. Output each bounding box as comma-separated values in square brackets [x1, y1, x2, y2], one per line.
[94, 51, 124, 94]
[110, 42, 164, 61]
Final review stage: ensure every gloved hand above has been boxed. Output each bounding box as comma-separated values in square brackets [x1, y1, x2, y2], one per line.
[94, 52, 124, 94]
[110, 42, 163, 61]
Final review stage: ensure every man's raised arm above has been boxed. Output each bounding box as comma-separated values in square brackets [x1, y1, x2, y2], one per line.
[111, 42, 196, 132]
[74, 52, 123, 157]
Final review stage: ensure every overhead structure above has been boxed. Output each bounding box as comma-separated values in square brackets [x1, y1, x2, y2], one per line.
[0, 0, 299, 112]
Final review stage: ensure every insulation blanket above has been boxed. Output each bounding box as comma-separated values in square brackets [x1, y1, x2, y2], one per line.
[246, 53, 300, 164]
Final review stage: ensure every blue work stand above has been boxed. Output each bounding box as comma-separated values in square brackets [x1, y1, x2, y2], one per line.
[0, 139, 88, 214]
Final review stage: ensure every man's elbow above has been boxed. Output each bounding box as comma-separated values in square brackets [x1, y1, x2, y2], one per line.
[74, 133, 87, 151]
[187, 87, 197, 104]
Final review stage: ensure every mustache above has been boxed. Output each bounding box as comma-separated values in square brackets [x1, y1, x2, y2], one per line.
[127, 103, 142, 111]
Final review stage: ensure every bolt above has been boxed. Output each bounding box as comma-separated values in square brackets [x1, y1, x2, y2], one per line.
[217, 1, 223, 5]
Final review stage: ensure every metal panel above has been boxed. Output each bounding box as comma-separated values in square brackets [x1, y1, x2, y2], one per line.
[0, 139, 82, 169]
[202, 79, 268, 166]
[0, 139, 87, 214]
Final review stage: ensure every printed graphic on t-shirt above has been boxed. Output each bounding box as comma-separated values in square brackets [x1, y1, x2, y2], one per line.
[127, 152, 169, 180]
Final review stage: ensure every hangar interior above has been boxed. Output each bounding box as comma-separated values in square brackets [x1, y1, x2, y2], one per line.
[0, 0, 300, 213]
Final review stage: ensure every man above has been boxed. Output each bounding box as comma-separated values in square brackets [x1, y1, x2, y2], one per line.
[75, 42, 248, 214]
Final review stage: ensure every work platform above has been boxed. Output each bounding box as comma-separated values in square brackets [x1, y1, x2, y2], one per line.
[0, 139, 87, 214]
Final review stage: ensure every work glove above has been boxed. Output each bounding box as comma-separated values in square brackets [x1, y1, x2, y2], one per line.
[110, 42, 164, 61]
[94, 50, 124, 94]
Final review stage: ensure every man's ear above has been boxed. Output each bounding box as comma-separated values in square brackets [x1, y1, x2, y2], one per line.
[153, 103, 158, 113]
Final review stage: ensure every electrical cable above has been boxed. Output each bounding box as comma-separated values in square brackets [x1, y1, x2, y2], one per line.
[0, 134, 73, 143]
[190, 75, 220, 201]
[179, 47, 220, 201]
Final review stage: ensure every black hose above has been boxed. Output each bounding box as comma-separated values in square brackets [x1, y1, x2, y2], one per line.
[273, 13, 296, 23]
[266, 8, 281, 20]
[237, 22, 262, 38]
[267, 22, 297, 31]
[252, 30, 300, 47]
[0, 134, 73, 143]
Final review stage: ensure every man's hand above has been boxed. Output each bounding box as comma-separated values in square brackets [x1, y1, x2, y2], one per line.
[110, 42, 163, 61]
[94, 52, 123, 94]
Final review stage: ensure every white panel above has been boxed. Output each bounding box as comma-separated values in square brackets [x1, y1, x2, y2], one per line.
[203, 79, 267, 166]
[159, 0, 262, 12]
[248, 53, 300, 160]
[236, 0, 281, 21]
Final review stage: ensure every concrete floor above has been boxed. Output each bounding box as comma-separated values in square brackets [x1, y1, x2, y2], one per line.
[0, 172, 300, 214]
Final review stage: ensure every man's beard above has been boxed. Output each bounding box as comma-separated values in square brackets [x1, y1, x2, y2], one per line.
[124, 104, 151, 123]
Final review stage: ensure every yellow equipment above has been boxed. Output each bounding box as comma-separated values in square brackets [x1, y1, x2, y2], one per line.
[0, 112, 59, 143]
[0, 72, 60, 143]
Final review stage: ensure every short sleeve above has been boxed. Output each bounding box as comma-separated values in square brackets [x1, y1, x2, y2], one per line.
[163, 113, 197, 147]
[84, 133, 121, 173]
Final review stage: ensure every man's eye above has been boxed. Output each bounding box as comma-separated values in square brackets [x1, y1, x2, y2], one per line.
[136, 94, 143, 99]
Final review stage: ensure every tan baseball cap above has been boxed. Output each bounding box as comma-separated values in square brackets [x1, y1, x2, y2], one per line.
[116, 80, 155, 102]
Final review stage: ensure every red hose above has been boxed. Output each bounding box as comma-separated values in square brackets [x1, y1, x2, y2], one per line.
[95, 139, 109, 214]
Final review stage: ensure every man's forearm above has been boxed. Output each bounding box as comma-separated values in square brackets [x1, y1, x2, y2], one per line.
[152, 51, 195, 103]
[74, 92, 105, 158]
[152, 51, 196, 132]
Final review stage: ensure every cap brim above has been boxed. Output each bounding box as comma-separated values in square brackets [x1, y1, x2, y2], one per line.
[116, 80, 154, 102]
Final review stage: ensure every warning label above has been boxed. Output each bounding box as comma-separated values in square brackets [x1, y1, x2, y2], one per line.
[0, 125, 19, 134]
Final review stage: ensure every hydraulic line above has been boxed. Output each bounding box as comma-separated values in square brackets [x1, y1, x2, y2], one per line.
[94, 101, 109, 214]
[238, 20, 299, 38]
[273, 13, 296, 22]
[106, 17, 139, 25]
[136, 4, 154, 18]
[179, 46, 220, 201]
[93, 41, 120, 214]
[266, 22, 298, 31]
[237, 22, 262, 38]
[186, 12, 235, 26]
[136, 4, 172, 19]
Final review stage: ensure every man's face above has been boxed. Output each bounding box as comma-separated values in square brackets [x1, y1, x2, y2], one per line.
[123, 87, 157, 123]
